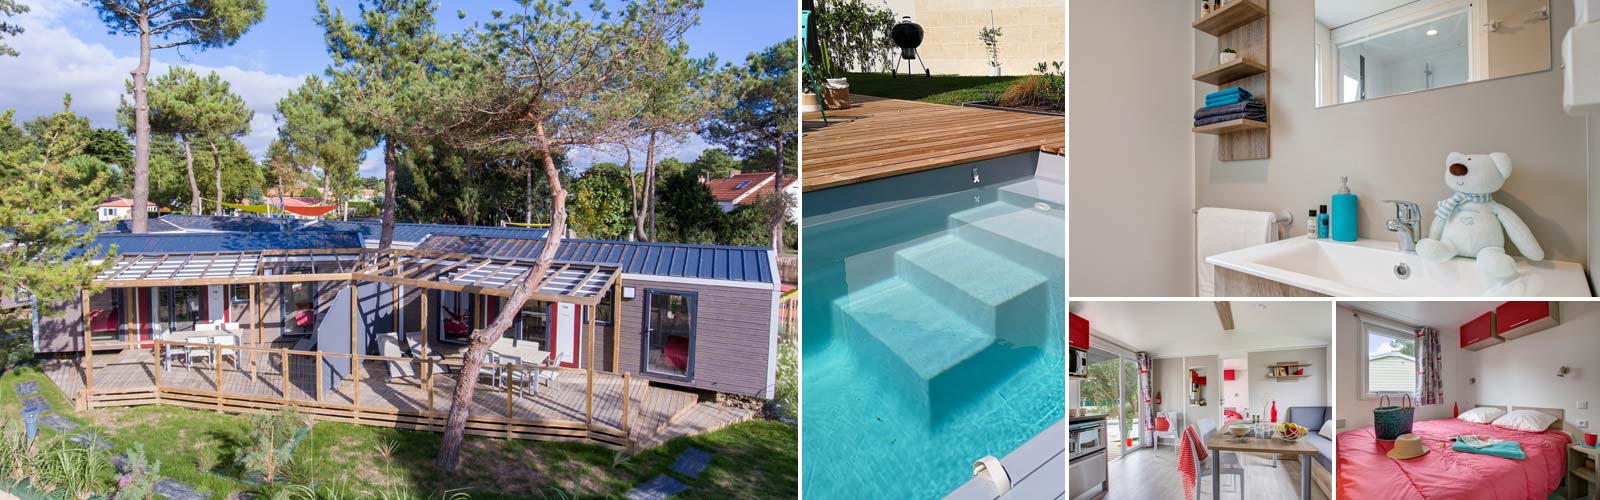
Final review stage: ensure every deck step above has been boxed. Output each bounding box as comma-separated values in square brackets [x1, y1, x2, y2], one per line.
[894, 235, 1049, 346]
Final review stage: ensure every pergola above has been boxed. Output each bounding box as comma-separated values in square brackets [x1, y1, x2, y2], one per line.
[81, 247, 626, 425]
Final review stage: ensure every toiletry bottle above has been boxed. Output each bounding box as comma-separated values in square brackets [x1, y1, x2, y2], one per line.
[1331, 176, 1359, 242]
[1317, 205, 1330, 239]
[1307, 209, 1318, 238]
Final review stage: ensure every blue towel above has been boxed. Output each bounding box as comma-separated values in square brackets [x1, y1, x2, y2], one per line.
[1205, 94, 1253, 107]
[1451, 435, 1526, 460]
[1194, 101, 1264, 120]
[1205, 87, 1253, 103]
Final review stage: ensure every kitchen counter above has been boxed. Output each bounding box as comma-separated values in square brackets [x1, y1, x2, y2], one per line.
[1070, 414, 1108, 424]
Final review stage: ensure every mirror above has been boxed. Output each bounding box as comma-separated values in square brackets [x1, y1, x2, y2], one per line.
[1314, 0, 1552, 107]
[1189, 368, 1208, 406]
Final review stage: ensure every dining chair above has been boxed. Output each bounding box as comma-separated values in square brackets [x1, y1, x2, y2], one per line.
[157, 330, 188, 371]
[213, 335, 241, 369]
[1193, 417, 1246, 497]
[185, 335, 214, 366]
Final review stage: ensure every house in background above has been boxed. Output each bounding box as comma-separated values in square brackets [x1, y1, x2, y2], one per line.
[31, 214, 780, 450]
[703, 172, 799, 222]
[95, 196, 158, 222]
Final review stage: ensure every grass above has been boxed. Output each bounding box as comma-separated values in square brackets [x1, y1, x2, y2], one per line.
[838, 72, 1024, 106]
[0, 365, 797, 499]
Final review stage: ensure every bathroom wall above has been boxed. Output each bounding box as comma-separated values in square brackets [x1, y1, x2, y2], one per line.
[1069, 0, 1195, 296]
[1193, 0, 1589, 263]
[1247, 346, 1329, 420]
[1335, 306, 1460, 431]
[1459, 301, 1600, 434]
[1589, 118, 1599, 290]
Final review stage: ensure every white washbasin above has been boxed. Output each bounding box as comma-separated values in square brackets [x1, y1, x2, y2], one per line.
[1206, 238, 1592, 297]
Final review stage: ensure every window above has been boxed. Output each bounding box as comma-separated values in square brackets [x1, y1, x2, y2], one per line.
[230, 284, 251, 304]
[159, 286, 203, 333]
[438, 290, 475, 344]
[514, 301, 549, 350]
[280, 269, 316, 336]
[594, 291, 615, 325]
[642, 289, 695, 379]
[87, 290, 123, 342]
[1363, 321, 1417, 397]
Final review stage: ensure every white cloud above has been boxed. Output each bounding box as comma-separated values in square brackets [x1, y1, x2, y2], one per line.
[0, 3, 304, 158]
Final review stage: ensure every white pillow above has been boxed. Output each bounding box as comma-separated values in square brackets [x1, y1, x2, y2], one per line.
[1458, 407, 1506, 424]
[1492, 410, 1559, 432]
[1318, 420, 1333, 440]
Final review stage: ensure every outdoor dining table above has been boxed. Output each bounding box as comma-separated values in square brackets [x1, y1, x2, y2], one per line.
[165, 331, 240, 369]
[1205, 430, 1320, 500]
[490, 339, 550, 366]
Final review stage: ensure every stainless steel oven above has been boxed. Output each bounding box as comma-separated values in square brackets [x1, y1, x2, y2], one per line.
[1069, 418, 1108, 500]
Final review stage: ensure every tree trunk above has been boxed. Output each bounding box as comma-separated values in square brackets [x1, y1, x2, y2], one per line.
[643, 131, 658, 242]
[770, 136, 786, 251]
[129, 11, 153, 232]
[524, 159, 534, 225]
[379, 137, 397, 250]
[211, 141, 224, 216]
[436, 123, 570, 471]
[181, 136, 200, 215]
[626, 147, 643, 241]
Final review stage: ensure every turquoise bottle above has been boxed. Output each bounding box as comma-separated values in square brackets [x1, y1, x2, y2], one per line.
[1331, 176, 1358, 241]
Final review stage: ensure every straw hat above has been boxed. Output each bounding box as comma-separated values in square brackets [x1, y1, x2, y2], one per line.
[1387, 433, 1428, 460]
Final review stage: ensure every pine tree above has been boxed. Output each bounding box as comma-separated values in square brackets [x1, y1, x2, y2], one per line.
[0, 97, 114, 302]
[275, 76, 374, 219]
[0, 0, 27, 57]
[703, 39, 798, 251]
[126, 67, 252, 215]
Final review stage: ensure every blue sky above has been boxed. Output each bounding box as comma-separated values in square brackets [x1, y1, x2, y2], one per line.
[1, 0, 796, 176]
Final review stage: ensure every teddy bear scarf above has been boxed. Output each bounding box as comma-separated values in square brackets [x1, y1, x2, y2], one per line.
[1434, 191, 1495, 222]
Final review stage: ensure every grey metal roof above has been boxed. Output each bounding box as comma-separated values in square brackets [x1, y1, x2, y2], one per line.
[156, 215, 313, 233]
[415, 235, 774, 284]
[304, 220, 550, 243]
[73, 231, 366, 258]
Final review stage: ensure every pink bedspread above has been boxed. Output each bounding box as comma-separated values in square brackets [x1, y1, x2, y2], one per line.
[1338, 418, 1571, 500]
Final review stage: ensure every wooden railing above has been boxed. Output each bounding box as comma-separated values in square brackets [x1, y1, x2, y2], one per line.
[84, 340, 636, 448]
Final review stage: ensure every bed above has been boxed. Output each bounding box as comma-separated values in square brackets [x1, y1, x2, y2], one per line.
[1337, 405, 1575, 500]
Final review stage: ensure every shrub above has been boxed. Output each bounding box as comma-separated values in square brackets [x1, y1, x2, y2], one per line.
[240, 407, 311, 484]
[997, 62, 1064, 111]
[116, 444, 161, 500]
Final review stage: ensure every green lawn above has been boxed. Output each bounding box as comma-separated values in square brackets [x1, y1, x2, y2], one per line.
[0, 366, 797, 499]
[836, 72, 1023, 106]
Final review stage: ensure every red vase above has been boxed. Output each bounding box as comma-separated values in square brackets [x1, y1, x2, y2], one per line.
[1270, 401, 1278, 423]
[1453, 402, 1460, 418]
[1155, 392, 1162, 405]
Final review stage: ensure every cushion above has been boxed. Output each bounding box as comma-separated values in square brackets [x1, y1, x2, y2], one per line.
[1318, 420, 1333, 440]
[1491, 410, 1559, 432]
[1458, 407, 1507, 424]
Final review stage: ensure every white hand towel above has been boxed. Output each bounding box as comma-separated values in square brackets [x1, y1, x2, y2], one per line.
[1196, 207, 1279, 296]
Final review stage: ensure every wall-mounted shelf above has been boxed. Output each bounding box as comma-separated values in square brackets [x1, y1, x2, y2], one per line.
[1193, 0, 1268, 36]
[1193, 0, 1271, 161]
[1265, 374, 1309, 379]
[1193, 59, 1268, 85]
[1193, 118, 1268, 135]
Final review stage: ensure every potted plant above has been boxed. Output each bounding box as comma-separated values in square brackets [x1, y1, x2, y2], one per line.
[1220, 48, 1239, 64]
[808, 0, 896, 109]
[979, 25, 1004, 76]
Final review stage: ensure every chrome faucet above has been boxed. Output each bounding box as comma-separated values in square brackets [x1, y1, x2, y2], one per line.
[1385, 200, 1421, 253]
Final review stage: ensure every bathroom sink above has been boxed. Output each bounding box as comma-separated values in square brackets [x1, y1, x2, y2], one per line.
[1207, 238, 1592, 297]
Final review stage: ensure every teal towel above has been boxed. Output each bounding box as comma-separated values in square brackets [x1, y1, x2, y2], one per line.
[1452, 436, 1526, 460]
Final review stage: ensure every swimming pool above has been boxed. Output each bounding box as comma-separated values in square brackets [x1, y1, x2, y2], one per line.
[801, 152, 1066, 499]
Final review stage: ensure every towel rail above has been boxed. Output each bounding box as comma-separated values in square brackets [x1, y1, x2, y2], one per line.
[1191, 208, 1293, 225]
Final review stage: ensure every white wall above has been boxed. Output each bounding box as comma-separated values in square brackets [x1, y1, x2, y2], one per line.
[1248, 346, 1330, 419]
[1335, 306, 1460, 431]
[1193, 0, 1589, 263]
[1068, 0, 1195, 296]
[1155, 357, 1188, 425]
[1461, 302, 1600, 434]
[1221, 358, 1250, 411]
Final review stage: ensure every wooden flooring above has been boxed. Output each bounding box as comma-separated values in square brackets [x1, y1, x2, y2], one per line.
[42, 349, 737, 451]
[800, 95, 1065, 192]
[1087, 446, 1330, 500]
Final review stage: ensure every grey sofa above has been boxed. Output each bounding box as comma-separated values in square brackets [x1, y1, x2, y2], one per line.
[1287, 406, 1333, 470]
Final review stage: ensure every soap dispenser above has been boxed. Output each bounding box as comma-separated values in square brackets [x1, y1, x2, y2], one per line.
[1331, 176, 1358, 241]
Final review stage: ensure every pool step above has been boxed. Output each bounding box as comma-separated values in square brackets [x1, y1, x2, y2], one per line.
[894, 235, 1050, 346]
[950, 202, 1065, 274]
[998, 178, 1064, 207]
[832, 280, 1025, 422]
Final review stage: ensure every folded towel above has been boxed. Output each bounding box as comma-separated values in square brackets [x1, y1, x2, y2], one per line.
[1204, 94, 1252, 107]
[1452, 435, 1526, 460]
[1205, 87, 1252, 101]
[1194, 101, 1265, 120]
[1195, 207, 1279, 297]
[1194, 112, 1266, 127]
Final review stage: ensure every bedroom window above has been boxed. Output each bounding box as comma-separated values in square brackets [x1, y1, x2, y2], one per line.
[1363, 321, 1417, 397]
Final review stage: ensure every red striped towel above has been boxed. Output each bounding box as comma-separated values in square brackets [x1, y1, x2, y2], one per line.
[1179, 425, 1210, 500]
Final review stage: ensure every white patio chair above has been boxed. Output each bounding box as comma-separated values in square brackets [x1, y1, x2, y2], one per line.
[185, 335, 214, 366]
[194, 322, 220, 332]
[403, 334, 446, 375]
[479, 351, 505, 387]
[212, 335, 241, 369]
[498, 354, 533, 395]
[156, 330, 188, 371]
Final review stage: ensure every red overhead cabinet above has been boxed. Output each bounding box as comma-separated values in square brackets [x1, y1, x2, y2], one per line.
[1460, 311, 1501, 351]
[1494, 301, 1559, 341]
[1069, 312, 1090, 350]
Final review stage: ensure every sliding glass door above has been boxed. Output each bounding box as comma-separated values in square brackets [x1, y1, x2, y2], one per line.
[1080, 346, 1142, 460]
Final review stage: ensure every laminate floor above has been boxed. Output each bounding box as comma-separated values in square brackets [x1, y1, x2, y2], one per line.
[1085, 445, 1330, 500]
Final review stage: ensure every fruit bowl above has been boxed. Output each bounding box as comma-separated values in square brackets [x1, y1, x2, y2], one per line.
[1277, 422, 1307, 441]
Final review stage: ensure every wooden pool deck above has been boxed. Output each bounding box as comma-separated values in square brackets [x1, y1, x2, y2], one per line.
[801, 95, 1065, 192]
[42, 348, 751, 451]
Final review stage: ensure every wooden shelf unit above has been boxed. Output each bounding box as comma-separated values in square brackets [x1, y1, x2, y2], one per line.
[1194, 0, 1270, 161]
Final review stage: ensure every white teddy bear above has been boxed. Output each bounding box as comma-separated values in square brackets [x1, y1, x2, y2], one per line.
[1414, 152, 1543, 280]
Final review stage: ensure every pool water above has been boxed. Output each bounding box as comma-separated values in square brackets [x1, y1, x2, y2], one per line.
[801, 176, 1065, 499]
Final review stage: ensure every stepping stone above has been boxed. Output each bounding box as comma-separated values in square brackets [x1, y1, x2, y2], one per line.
[152, 478, 210, 500]
[19, 396, 48, 413]
[68, 431, 112, 451]
[624, 475, 688, 500]
[40, 414, 78, 432]
[670, 447, 714, 479]
[14, 381, 38, 396]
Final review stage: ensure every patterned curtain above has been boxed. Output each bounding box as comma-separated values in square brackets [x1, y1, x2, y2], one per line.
[1138, 351, 1155, 448]
[1415, 326, 1443, 405]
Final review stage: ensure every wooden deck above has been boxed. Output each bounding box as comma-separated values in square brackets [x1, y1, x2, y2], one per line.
[42, 348, 738, 451]
[801, 95, 1065, 192]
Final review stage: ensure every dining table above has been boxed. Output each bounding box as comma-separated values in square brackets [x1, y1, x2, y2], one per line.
[1205, 429, 1320, 500]
[490, 338, 550, 366]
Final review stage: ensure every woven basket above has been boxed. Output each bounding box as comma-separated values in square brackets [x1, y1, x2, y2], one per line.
[1374, 394, 1415, 441]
